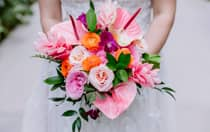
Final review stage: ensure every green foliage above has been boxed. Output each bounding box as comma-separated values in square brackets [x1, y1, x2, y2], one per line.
[106, 53, 132, 86]
[155, 87, 176, 100]
[79, 108, 88, 121]
[142, 53, 161, 69]
[0, 0, 36, 42]
[86, 0, 96, 32]
[72, 117, 82, 132]
[62, 110, 78, 117]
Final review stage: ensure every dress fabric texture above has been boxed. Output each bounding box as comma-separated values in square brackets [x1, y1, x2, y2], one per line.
[22, 0, 175, 132]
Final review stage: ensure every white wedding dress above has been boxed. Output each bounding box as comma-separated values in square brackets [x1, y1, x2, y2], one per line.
[22, 0, 175, 132]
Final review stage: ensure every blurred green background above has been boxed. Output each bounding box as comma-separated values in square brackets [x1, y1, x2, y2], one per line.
[0, 0, 36, 42]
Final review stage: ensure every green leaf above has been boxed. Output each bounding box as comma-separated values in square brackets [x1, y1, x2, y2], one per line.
[165, 91, 176, 101]
[66, 98, 81, 105]
[89, 0, 95, 10]
[50, 83, 64, 91]
[86, 8, 97, 32]
[106, 53, 117, 65]
[142, 53, 150, 60]
[84, 84, 96, 93]
[162, 87, 176, 93]
[117, 53, 131, 69]
[49, 97, 65, 102]
[106, 62, 117, 71]
[86, 92, 96, 104]
[56, 68, 64, 78]
[72, 117, 82, 132]
[142, 53, 161, 69]
[44, 76, 63, 85]
[116, 69, 128, 82]
[62, 110, 77, 117]
[113, 77, 121, 87]
[79, 108, 88, 122]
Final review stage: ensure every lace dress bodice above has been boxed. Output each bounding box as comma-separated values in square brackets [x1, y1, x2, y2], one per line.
[61, 0, 152, 32]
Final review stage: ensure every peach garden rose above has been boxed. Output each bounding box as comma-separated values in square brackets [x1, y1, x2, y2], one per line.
[89, 65, 114, 92]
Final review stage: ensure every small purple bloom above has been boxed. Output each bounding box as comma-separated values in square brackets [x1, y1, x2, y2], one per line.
[77, 13, 87, 28]
[86, 109, 100, 120]
[100, 31, 119, 52]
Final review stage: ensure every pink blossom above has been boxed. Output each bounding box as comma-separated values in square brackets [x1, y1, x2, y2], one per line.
[131, 63, 161, 88]
[94, 81, 137, 119]
[98, 0, 118, 29]
[65, 71, 87, 100]
[35, 20, 87, 60]
[35, 32, 72, 60]
[89, 65, 114, 92]
[112, 8, 142, 47]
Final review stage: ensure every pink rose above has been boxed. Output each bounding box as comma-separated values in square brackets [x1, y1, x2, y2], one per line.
[89, 65, 114, 92]
[65, 71, 87, 99]
[131, 63, 161, 88]
[35, 32, 72, 60]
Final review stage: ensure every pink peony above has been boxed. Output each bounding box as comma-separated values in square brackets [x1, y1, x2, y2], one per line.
[65, 71, 87, 100]
[131, 63, 161, 88]
[35, 32, 72, 60]
[35, 20, 88, 60]
[89, 65, 114, 92]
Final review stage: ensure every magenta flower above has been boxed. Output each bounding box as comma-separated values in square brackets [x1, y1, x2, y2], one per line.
[77, 13, 87, 28]
[99, 31, 118, 52]
[131, 63, 161, 88]
[65, 71, 87, 100]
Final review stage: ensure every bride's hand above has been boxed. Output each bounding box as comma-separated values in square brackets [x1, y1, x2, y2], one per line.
[38, 0, 62, 33]
[145, 0, 176, 54]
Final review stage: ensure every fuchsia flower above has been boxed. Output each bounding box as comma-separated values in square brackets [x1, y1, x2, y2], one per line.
[77, 13, 87, 28]
[65, 71, 87, 100]
[131, 63, 161, 88]
[89, 65, 114, 92]
[99, 31, 119, 52]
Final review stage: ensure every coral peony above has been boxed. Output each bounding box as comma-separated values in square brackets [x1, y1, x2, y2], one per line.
[89, 65, 114, 92]
[82, 55, 101, 71]
[81, 32, 101, 51]
[61, 59, 72, 77]
[66, 71, 87, 100]
[131, 63, 161, 88]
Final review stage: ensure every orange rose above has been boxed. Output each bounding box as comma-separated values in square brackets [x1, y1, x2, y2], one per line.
[61, 59, 72, 77]
[82, 55, 101, 71]
[81, 32, 101, 51]
[115, 48, 134, 66]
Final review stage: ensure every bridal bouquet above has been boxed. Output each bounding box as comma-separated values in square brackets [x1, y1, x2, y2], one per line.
[34, 0, 175, 132]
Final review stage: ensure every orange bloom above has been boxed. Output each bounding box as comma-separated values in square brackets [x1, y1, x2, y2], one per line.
[61, 59, 72, 77]
[115, 48, 134, 65]
[81, 32, 101, 51]
[82, 55, 101, 71]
